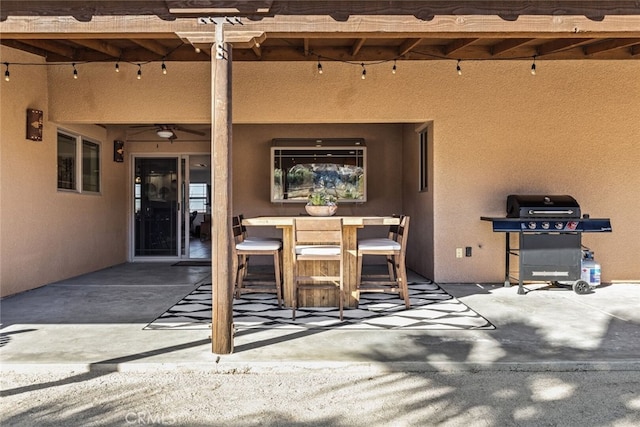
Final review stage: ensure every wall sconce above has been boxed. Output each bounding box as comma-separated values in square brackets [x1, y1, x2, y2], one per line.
[26, 109, 43, 141]
[113, 140, 124, 162]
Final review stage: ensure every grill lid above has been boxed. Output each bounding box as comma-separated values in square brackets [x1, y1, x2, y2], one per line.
[506, 195, 581, 218]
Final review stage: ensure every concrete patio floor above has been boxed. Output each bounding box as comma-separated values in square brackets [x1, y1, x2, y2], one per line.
[1, 262, 639, 374]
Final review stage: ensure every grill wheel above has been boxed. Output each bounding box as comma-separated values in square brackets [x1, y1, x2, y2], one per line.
[572, 280, 591, 295]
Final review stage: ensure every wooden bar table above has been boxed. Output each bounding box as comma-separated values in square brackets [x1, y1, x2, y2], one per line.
[242, 216, 400, 308]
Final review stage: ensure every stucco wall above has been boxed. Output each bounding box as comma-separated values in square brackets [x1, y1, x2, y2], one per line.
[4, 50, 639, 294]
[232, 123, 403, 220]
[230, 60, 640, 283]
[0, 46, 128, 297]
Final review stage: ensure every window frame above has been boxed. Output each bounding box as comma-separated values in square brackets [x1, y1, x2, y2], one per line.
[57, 129, 101, 194]
[418, 128, 428, 192]
[188, 182, 209, 213]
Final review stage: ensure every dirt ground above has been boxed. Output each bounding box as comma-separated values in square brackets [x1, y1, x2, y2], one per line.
[2, 369, 639, 426]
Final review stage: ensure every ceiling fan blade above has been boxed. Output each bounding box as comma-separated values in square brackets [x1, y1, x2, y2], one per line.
[174, 125, 206, 136]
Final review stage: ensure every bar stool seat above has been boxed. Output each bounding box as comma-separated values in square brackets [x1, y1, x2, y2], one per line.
[356, 215, 411, 309]
[232, 220, 283, 307]
[236, 240, 282, 251]
[357, 239, 401, 251]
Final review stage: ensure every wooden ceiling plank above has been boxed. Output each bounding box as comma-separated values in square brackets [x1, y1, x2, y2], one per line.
[130, 39, 170, 56]
[303, 38, 309, 56]
[536, 38, 594, 56]
[584, 38, 640, 55]
[443, 38, 478, 56]
[351, 38, 366, 56]
[632, 45, 640, 56]
[73, 39, 122, 58]
[398, 38, 422, 56]
[490, 38, 534, 56]
[18, 38, 76, 58]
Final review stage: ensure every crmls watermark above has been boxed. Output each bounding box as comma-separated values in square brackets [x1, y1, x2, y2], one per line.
[125, 411, 177, 425]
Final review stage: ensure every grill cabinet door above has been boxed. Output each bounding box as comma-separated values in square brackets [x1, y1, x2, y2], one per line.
[519, 233, 581, 281]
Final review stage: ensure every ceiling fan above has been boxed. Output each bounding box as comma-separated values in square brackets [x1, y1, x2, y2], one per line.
[129, 124, 206, 141]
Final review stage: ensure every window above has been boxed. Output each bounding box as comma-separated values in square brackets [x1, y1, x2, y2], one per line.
[189, 183, 209, 212]
[57, 132, 76, 190]
[57, 130, 100, 193]
[82, 139, 100, 192]
[419, 128, 428, 192]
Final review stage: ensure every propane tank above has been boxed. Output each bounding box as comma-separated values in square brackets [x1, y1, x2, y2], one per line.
[581, 250, 601, 288]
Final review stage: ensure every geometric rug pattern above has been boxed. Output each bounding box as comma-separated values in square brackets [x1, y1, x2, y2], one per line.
[145, 282, 495, 331]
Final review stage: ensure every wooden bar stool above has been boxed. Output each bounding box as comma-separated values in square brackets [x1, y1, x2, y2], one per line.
[232, 221, 283, 307]
[356, 215, 411, 309]
[292, 217, 344, 321]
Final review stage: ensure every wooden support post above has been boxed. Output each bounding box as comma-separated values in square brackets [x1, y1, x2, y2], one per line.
[211, 41, 234, 354]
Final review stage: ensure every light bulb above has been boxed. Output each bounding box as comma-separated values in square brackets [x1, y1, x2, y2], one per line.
[456, 60, 462, 76]
[73, 64, 78, 79]
[317, 61, 323, 74]
[161, 62, 167, 75]
[361, 63, 366, 80]
[531, 57, 537, 75]
[392, 61, 397, 74]
[137, 65, 142, 80]
[4, 67, 9, 82]
[115, 62, 120, 72]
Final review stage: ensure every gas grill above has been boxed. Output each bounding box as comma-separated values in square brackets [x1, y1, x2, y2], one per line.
[481, 195, 612, 295]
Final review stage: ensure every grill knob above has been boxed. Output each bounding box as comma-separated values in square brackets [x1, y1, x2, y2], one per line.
[555, 222, 564, 229]
[542, 222, 550, 230]
[528, 222, 537, 229]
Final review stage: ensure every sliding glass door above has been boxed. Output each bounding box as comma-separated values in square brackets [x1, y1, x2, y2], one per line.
[134, 157, 179, 257]
[132, 155, 211, 260]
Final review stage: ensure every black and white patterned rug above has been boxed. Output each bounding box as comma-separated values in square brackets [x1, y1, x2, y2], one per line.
[145, 282, 494, 331]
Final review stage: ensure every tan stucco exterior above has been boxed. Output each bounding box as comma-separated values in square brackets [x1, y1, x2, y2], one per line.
[1, 44, 639, 296]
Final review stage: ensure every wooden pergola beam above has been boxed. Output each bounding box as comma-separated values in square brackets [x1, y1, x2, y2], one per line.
[490, 38, 534, 56]
[16, 38, 76, 58]
[73, 39, 122, 58]
[398, 38, 422, 56]
[303, 37, 310, 56]
[443, 38, 478, 56]
[536, 38, 594, 56]
[130, 38, 171, 56]
[351, 38, 366, 56]
[584, 38, 640, 55]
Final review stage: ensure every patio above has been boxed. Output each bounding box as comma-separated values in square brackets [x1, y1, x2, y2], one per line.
[1, 262, 639, 373]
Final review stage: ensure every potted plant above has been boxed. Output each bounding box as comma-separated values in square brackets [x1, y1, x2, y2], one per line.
[305, 191, 338, 216]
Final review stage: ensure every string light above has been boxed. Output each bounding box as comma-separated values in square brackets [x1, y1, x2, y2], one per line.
[531, 56, 537, 75]
[1, 53, 552, 83]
